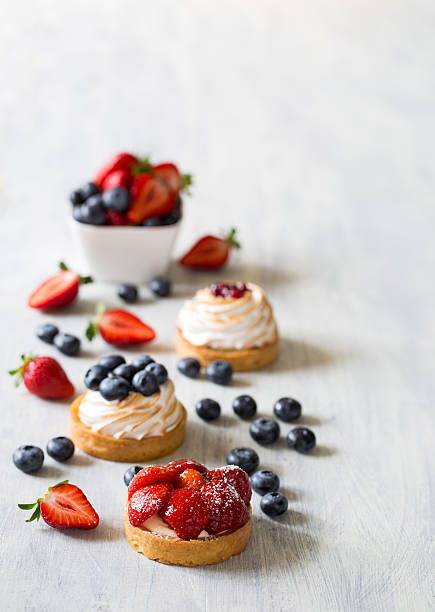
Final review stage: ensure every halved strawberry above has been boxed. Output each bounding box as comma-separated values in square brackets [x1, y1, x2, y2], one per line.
[201, 480, 249, 535]
[127, 174, 173, 225]
[86, 303, 156, 346]
[128, 484, 172, 527]
[208, 465, 251, 506]
[179, 228, 241, 269]
[9, 354, 75, 399]
[165, 459, 208, 475]
[128, 466, 178, 499]
[101, 168, 133, 192]
[152, 163, 192, 197]
[28, 262, 93, 310]
[106, 209, 127, 226]
[18, 481, 99, 530]
[176, 469, 206, 491]
[160, 488, 210, 540]
[94, 152, 138, 188]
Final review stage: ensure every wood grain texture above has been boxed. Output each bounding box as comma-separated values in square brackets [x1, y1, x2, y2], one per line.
[0, 1, 434, 611]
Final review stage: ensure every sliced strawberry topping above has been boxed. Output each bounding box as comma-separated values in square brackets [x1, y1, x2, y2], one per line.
[128, 484, 172, 527]
[128, 466, 178, 499]
[94, 152, 138, 188]
[128, 174, 173, 225]
[165, 459, 208, 475]
[160, 488, 210, 540]
[10, 355, 75, 399]
[101, 168, 132, 191]
[179, 228, 241, 269]
[208, 465, 252, 506]
[99, 309, 155, 345]
[201, 480, 249, 535]
[177, 469, 206, 491]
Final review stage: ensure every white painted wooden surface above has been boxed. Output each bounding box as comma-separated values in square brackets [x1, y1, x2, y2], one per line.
[0, 1, 434, 611]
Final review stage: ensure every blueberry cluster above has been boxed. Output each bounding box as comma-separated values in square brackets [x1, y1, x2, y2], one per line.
[13, 437, 75, 474]
[85, 354, 168, 401]
[177, 357, 233, 385]
[36, 323, 80, 357]
[70, 180, 182, 227]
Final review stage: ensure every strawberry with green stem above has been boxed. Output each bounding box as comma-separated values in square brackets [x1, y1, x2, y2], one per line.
[9, 354, 75, 398]
[18, 480, 99, 529]
[28, 262, 93, 310]
[86, 302, 156, 346]
[179, 228, 241, 269]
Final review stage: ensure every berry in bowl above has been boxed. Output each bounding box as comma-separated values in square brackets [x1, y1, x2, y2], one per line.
[69, 153, 192, 283]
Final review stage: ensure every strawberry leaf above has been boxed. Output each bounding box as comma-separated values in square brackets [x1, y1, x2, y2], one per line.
[79, 274, 93, 285]
[18, 503, 37, 510]
[132, 157, 152, 176]
[58, 261, 69, 271]
[180, 174, 193, 195]
[26, 506, 41, 523]
[85, 321, 98, 342]
[225, 227, 241, 250]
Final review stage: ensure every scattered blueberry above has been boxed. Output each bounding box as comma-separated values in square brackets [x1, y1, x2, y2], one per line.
[99, 376, 131, 401]
[36, 323, 59, 344]
[98, 355, 126, 371]
[273, 397, 302, 422]
[54, 333, 80, 357]
[232, 395, 257, 419]
[46, 437, 75, 462]
[206, 360, 233, 385]
[226, 447, 259, 475]
[286, 427, 316, 453]
[117, 283, 138, 304]
[260, 492, 288, 517]
[70, 189, 84, 205]
[177, 357, 201, 379]
[250, 470, 280, 496]
[131, 355, 154, 370]
[12, 445, 44, 473]
[84, 365, 109, 390]
[112, 363, 139, 382]
[249, 418, 280, 445]
[132, 371, 159, 396]
[159, 212, 180, 225]
[102, 187, 130, 212]
[195, 398, 221, 421]
[145, 362, 168, 385]
[149, 276, 171, 297]
[124, 465, 143, 486]
[81, 182, 99, 200]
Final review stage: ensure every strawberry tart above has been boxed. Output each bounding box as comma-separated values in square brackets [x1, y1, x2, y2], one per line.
[124, 460, 252, 566]
[175, 281, 279, 371]
[70, 356, 187, 462]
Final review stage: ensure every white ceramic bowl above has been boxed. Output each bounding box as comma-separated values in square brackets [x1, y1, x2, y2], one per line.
[69, 217, 181, 283]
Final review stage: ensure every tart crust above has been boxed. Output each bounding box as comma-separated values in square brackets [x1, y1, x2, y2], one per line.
[124, 504, 251, 566]
[175, 327, 279, 371]
[69, 394, 187, 463]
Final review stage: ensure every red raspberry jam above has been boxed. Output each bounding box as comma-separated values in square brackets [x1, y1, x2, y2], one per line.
[210, 282, 249, 299]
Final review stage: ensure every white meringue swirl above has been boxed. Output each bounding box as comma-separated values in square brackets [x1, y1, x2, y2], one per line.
[78, 380, 184, 440]
[177, 282, 277, 350]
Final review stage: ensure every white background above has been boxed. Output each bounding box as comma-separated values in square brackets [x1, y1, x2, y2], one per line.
[0, 1, 434, 611]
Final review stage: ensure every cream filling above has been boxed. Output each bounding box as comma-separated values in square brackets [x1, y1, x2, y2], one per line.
[177, 282, 277, 350]
[78, 380, 183, 440]
[143, 513, 210, 539]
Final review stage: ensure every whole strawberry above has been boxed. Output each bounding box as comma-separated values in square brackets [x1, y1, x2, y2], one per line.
[9, 354, 75, 399]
